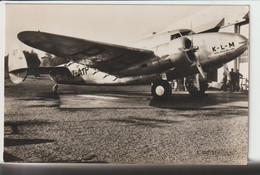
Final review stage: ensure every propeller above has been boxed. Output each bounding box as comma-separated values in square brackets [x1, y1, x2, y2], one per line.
[178, 23, 206, 79]
[182, 36, 206, 79]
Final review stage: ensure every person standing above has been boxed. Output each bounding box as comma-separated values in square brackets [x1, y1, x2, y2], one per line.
[235, 69, 243, 91]
[222, 64, 230, 91]
[229, 68, 236, 92]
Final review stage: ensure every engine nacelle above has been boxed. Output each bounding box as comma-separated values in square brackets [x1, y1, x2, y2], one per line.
[168, 37, 196, 67]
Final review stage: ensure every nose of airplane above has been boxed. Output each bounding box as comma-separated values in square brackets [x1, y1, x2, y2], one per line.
[236, 33, 248, 49]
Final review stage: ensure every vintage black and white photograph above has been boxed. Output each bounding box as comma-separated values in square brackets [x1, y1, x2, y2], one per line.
[4, 4, 249, 164]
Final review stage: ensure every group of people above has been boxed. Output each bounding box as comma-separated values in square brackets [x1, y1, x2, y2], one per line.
[222, 68, 243, 92]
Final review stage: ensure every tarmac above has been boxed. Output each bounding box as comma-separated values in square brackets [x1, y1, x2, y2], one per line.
[4, 75, 248, 164]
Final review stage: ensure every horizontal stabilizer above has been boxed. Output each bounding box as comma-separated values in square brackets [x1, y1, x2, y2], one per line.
[8, 44, 71, 84]
[9, 66, 71, 75]
[36, 66, 72, 75]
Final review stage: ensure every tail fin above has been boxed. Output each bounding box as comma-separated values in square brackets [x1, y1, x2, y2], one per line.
[8, 44, 28, 84]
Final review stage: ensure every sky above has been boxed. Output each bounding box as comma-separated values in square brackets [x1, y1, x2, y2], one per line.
[5, 4, 249, 57]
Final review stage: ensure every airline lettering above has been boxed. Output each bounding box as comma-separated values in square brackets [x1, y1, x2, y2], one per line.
[212, 42, 235, 54]
[71, 67, 89, 78]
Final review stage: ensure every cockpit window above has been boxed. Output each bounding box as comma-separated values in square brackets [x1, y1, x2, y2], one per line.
[170, 30, 194, 40]
[170, 33, 181, 40]
[181, 31, 192, 36]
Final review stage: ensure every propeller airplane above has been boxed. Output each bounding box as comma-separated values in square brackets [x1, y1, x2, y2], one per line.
[8, 27, 248, 99]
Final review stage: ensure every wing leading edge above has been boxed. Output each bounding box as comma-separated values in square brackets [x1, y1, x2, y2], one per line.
[18, 31, 156, 76]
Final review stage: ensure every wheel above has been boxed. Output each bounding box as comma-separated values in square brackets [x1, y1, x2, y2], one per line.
[186, 79, 208, 96]
[52, 84, 58, 93]
[151, 80, 172, 100]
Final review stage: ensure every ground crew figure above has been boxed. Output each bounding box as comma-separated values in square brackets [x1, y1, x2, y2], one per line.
[177, 79, 185, 91]
[222, 64, 230, 91]
[235, 69, 243, 91]
[229, 68, 236, 92]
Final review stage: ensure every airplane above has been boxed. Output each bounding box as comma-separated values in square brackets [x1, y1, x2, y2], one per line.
[8, 27, 248, 100]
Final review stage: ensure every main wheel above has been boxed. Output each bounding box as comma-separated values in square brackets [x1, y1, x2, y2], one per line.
[151, 80, 172, 100]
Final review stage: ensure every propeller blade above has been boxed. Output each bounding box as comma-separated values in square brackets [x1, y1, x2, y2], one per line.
[196, 60, 206, 79]
[195, 73, 201, 91]
[182, 37, 206, 80]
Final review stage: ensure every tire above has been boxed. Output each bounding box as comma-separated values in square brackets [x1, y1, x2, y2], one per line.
[151, 80, 172, 100]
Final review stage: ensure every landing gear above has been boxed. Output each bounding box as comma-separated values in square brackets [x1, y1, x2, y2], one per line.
[151, 80, 172, 100]
[52, 84, 58, 93]
[185, 75, 208, 96]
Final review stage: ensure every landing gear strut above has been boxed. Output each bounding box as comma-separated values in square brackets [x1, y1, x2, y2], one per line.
[151, 80, 172, 100]
[185, 75, 208, 96]
[53, 84, 58, 93]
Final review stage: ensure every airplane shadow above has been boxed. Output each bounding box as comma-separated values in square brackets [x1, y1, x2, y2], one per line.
[5, 120, 52, 134]
[96, 90, 248, 109]
[58, 89, 248, 110]
[4, 138, 55, 147]
[4, 151, 24, 162]
[4, 139, 55, 162]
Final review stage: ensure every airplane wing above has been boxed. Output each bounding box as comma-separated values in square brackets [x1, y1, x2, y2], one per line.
[18, 31, 156, 76]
